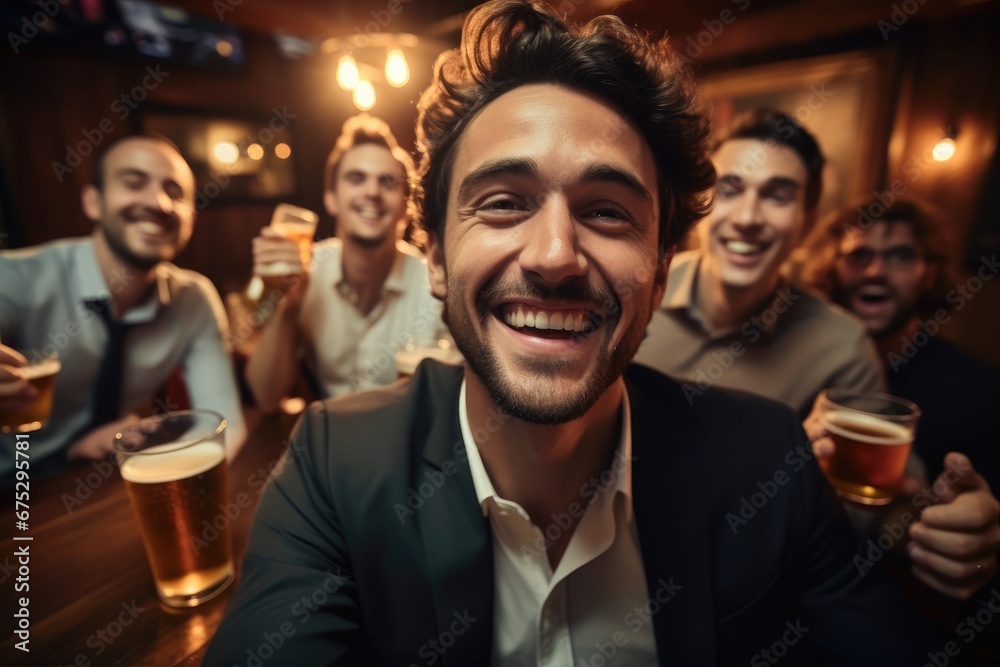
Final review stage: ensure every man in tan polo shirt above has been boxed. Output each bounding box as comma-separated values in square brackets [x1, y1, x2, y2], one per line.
[634, 108, 881, 418]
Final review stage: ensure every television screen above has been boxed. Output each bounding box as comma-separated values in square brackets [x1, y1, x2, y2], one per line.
[3, 0, 244, 69]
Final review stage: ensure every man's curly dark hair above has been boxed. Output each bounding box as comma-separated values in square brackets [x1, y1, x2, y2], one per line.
[413, 0, 715, 253]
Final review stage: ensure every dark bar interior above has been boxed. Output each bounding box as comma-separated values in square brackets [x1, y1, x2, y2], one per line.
[1, 0, 999, 665]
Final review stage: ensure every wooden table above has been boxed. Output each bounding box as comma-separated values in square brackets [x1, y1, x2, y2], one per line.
[1, 410, 297, 666]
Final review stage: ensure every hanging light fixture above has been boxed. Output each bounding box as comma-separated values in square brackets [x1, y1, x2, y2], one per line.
[323, 34, 419, 111]
[932, 138, 956, 162]
[336, 55, 359, 90]
[353, 79, 376, 111]
[932, 124, 958, 163]
[212, 141, 239, 165]
[385, 48, 409, 87]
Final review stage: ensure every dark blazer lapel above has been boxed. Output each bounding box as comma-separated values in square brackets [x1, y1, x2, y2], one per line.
[415, 363, 494, 666]
[627, 365, 716, 664]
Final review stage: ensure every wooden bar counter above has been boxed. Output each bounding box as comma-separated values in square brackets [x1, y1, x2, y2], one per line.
[1, 410, 295, 666]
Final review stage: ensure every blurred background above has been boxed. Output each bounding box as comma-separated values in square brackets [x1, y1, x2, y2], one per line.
[1, 0, 998, 364]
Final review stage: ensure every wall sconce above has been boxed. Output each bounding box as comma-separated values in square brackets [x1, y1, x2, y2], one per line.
[323, 34, 418, 111]
[932, 126, 958, 162]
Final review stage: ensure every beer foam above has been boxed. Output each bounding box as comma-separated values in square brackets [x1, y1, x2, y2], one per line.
[121, 441, 225, 484]
[21, 358, 60, 380]
[272, 220, 316, 235]
[826, 410, 911, 445]
[256, 262, 298, 276]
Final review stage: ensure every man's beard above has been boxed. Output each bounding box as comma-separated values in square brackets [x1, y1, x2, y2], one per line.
[102, 220, 160, 271]
[347, 231, 392, 250]
[443, 273, 643, 425]
[835, 283, 911, 339]
[871, 309, 912, 340]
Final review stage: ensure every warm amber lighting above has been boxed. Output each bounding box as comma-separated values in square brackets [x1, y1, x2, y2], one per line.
[247, 143, 264, 160]
[932, 137, 956, 162]
[385, 49, 409, 87]
[215, 39, 234, 57]
[279, 396, 307, 415]
[274, 143, 291, 160]
[336, 55, 359, 90]
[212, 141, 239, 165]
[353, 79, 376, 110]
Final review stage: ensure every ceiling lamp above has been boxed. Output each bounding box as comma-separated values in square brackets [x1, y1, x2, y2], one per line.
[385, 48, 409, 87]
[336, 55, 359, 90]
[932, 138, 955, 162]
[322, 33, 418, 111]
[353, 79, 376, 111]
[212, 141, 239, 165]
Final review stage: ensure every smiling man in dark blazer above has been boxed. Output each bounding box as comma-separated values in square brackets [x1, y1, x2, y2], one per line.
[204, 2, 956, 665]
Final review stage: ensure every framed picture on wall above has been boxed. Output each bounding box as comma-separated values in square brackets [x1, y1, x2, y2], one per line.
[698, 49, 898, 220]
[141, 106, 297, 208]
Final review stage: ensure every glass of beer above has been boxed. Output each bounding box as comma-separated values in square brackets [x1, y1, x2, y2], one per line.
[0, 353, 60, 433]
[256, 203, 319, 293]
[817, 390, 921, 506]
[114, 410, 234, 608]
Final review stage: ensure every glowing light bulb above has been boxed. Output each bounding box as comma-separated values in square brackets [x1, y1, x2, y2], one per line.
[274, 143, 291, 159]
[932, 137, 956, 162]
[336, 55, 359, 90]
[212, 141, 239, 165]
[385, 49, 409, 87]
[215, 39, 234, 57]
[353, 79, 375, 110]
[247, 143, 264, 160]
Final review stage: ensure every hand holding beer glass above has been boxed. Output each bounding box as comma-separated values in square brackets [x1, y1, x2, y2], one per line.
[814, 389, 921, 506]
[253, 203, 319, 298]
[0, 342, 60, 433]
[114, 410, 234, 608]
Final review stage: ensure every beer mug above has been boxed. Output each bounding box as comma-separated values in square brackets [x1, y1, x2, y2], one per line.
[114, 410, 234, 608]
[0, 353, 60, 433]
[256, 203, 319, 292]
[817, 390, 921, 506]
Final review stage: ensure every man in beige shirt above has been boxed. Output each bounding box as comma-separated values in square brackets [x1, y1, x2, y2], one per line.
[246, 114, 447, 409]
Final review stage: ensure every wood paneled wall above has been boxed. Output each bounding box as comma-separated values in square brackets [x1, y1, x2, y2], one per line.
[0, 29, 432, 294]
[0, 7, 997, 362]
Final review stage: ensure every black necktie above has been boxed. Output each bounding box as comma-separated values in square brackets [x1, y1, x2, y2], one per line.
[86, 299, 134, 430]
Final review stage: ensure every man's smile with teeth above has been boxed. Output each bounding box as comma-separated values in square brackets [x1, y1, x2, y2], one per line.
[131, 220, 174, 236]
[858, 285, 891, 303]
[723, 239, 766, 255]
[355, 205, 383, 219]
[498, 303, 597, 333]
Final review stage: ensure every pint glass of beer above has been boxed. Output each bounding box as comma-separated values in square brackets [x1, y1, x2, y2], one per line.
[256, 203, 319, 292]
[0, 354, 60, 433]
[817, 390, 921, 506]
[114, 410, 234, 608]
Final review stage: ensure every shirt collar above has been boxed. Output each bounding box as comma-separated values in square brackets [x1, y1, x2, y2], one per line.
[382, 241, 410, 294]
[73, 238, 169, 323]
[660, 250, 791, 340]
[660, 251, 722, 336]
[75, 238, 112, 302]
[661, 250, 699, 312]
[459, 378, 634, 522]
[332, 240, 409, 297]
